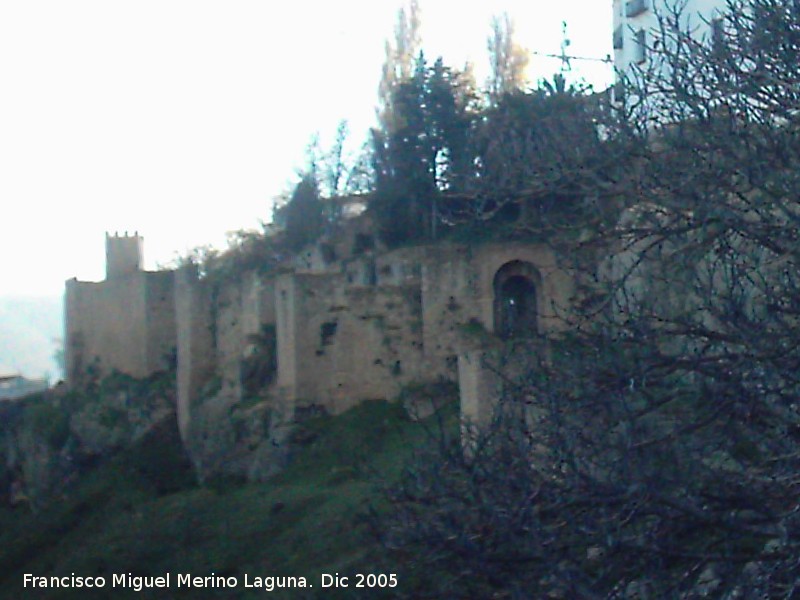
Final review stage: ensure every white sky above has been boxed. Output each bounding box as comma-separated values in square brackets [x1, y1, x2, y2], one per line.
[0, 0, 612, 298]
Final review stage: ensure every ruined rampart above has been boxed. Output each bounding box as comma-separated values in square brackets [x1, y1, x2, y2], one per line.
[67, 230, 578, 481]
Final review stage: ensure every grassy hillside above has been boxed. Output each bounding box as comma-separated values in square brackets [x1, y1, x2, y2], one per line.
[0, 400, 449, 600]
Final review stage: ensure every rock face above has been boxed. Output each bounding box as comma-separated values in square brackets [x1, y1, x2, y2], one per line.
[0, 371, 176, 507]
[179, 385, 294, 484]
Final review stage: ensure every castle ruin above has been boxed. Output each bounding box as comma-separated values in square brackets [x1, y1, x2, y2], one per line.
[65, 232, 177, 383]
[65, 226, 575, 479]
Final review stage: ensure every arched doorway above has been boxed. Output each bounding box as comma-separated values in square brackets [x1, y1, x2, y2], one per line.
[493, 261, 539, 339]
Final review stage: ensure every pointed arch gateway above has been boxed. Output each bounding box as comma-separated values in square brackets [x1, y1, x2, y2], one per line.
[493, 260, 540, 339]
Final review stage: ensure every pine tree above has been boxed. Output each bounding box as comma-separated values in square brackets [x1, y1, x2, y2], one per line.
[371, 55, 477, 244]
[282, 175, 325, 251]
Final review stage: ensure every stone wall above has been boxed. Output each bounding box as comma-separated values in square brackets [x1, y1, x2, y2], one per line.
[145, 271, 177, 373]
[174, 266, 215, 445]
[458, 350, 503, 430]
[65, 274, 148, 381]
[175, 267, 284, 480]
[421, 242, 574, 378]
[67, 231, 581, 480]
[271, 241, 576, 418]
[276, 268, 424, 414]
[424, 243, 576, 432]
[421, 245, 483, 379]
[213, 274, 277, 399]
[65, 270, 177, 384]
[457, 341, 549, 432]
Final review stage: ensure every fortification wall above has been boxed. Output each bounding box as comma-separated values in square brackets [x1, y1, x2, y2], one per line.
[64, 280, 86, 382]
[276, 267, 425, 414]
[422, 243, 575, 363]
[472, 242, 575, 333]
[67, 229, 581, 479]
[214, 272, 277, 399]
[272, 241, 575, 415]
[374, 247, 424, 286]
[145, 271, 177, 373]
[176, 267, 283, 479]
[330, 282, 424, 411]
[65, 274, 149, 380]
[65, 271, 177, 384]
[422, 243, 574, 344]
[241, 273, 276, 336]
[421, 245, 483, 380]
[458, 350, 502, 429]
[275, 274, 298, 396]
[422, 243, 576, 422]
[215, 282, 244, 401]
[175, 267, 215, 443]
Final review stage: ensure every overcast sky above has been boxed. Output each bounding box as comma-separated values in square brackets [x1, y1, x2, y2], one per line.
[0, 0, 612, 298]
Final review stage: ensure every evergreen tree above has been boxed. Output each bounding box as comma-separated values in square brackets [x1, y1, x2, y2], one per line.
[282, 174, 325, 251]
[371, 55, 477, 245]
[470, 80, 604, 227]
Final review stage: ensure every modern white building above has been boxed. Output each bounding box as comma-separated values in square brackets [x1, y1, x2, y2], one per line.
[0, 369, 48, 401]
[612, 0, 727, 76]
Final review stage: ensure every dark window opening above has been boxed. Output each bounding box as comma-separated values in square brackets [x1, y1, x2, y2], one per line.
[493, 261, 539, 339]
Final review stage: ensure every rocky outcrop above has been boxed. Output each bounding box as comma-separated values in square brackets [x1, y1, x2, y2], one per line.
[180, 388, 294, 483]
[0, 371, 176, 507]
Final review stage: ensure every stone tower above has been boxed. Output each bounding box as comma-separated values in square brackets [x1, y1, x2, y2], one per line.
[66, 232, 177, 384]
[106, 231, 143, 279]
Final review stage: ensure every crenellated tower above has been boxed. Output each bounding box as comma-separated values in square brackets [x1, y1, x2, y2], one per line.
[66, 232, 176, 384]
[106, 231, 143, 279]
